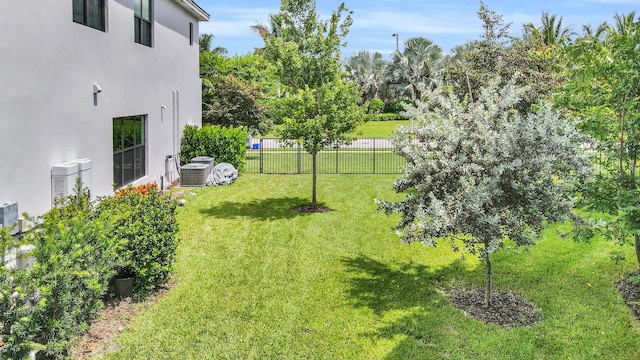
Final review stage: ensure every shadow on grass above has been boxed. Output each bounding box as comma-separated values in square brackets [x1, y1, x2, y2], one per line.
[199, 196, 317, 221]
[341, 254, 478, 358]
[341, 254, 470, 315]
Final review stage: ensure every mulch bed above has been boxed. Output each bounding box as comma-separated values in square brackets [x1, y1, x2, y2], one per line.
[292, 205, 331, 213]
[449, 288, 542, 327]
[616, 271, 640, 321]
[72, 278, 177, 359]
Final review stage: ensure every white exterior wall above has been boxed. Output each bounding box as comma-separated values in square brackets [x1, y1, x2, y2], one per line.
[0, 0, 208, 216]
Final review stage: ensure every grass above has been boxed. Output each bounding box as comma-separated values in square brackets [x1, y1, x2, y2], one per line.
[259, 120, 410, 139]
[104, 174, 640, 359]
[352, 120, 410, 138]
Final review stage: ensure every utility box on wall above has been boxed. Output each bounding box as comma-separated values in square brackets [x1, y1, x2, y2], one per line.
[72, 158, 92, 197]
[51, 162, 79, 204]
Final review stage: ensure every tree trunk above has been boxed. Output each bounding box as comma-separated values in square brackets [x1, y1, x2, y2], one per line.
[484, 251, 492, 308]
[635, 234, 640, 267]
[312, 152, 317, 208]
[619, 110, 626, 179]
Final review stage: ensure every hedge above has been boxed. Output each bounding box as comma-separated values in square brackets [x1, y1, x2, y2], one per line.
[180, 125, 247, 171]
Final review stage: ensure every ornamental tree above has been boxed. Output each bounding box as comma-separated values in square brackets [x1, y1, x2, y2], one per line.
[262, 0, 363, 209]
[377, 77, 590, 307]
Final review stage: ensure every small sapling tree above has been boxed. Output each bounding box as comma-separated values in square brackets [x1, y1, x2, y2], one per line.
[262, 0, 363, 209]
[377, 77, 590, 307]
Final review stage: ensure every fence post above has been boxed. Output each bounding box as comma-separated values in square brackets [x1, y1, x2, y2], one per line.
[297, 144, 302, 174]
[259, 138, 264, 174]
[335, 146, 339, 174]
[373, 138, 376, 174]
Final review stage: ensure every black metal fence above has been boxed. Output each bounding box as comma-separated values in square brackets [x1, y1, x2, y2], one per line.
[245, 138, 406, 174]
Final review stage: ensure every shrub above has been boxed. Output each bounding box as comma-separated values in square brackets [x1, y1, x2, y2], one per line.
[180, 125, 247, 171]
[383, 99, 412, 114]
[97, 182, 178, 299]
[20, 185, 113, 359]
[0, 181, 179, 359]
[365, 99, 384, 114]
[363, 113, 406, 122]
[0, 227, 43, 359]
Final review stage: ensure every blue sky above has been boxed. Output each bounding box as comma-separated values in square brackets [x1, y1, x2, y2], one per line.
[196, 0, 639, 58]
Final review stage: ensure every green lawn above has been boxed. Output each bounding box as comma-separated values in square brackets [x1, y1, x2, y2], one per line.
[352, 120, 410, 138]
[259, 120, 410, 139]
[105, 174, 640, 359]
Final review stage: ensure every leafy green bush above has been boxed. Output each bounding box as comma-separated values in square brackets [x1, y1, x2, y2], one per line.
[21, 185, 113, 359]
[365, 99, 384, 114]
[180, 125, 247, 170]
[383, 99, 412, 114]
[0, 182, 179, 359]
[97, 183, 178, 299]
[363, 113, 406, 122]
[0, 228, 43, 359]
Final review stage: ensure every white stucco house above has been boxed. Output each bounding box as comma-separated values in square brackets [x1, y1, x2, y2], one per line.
[0, 0, 209, 221]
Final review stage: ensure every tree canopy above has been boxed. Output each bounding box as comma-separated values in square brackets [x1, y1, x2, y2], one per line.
[377, 78, 590, 306]
[261, 0, 363, 208]
[557, 14, 640, 264]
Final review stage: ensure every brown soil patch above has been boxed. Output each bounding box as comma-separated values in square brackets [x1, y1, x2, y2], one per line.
[72, 278, 177, 359]
[292, 205, 331, 213]
[616, 272, 640, 321]
[450, 288, 542, 327]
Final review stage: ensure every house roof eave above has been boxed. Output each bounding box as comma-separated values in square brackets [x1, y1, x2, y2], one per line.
[175, 0, 210, 21]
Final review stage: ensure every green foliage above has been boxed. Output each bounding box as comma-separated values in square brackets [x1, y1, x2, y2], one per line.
[362, 113, 404, 122]
[0, 228, 43, 359]
[13, 184, 114, 359]
[262, 0, 363, 206]
[200, 51, 277, 135]
[344, 50, 388, 103]
[202, 74, 273, 135]
[96, 184, 178, 299]
[383, 37, 443, 102]
[364, 99, 384, 114]
[377, 77, 591, 306]
[557, 16, 640, 263]
[382, 100, 411, 114]
[442, 2, 562, 115]
[180, 125, 247, 170]
[0, 181, 179, 359]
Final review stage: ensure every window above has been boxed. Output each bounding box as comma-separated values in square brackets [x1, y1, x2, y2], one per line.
[73, 0, 105, 31]
[134, 0, 152, 46]
[190, 22, 194, 45]
[113, 116, 146, 188]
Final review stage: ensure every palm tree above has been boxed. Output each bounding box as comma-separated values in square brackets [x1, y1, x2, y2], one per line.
[199, 33, 213, 52]
[199, 33, 227, 54]
[384, 37, 443, 101]
[571, 22, 609, 48]
[523, 12, 574, 46]
[251, 13, 289, 43]
[344, 50, 387, 103]
[612, 11, 638, 35]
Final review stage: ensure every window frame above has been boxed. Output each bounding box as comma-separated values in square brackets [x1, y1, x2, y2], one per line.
[72, 0, 106, 32]
[113, 115, 147, 188]
[134, 0, 153, 47]
[190, 22, 194, 45]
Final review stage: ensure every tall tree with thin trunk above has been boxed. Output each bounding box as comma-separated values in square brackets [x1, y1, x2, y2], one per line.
[262, 0, 363, 209]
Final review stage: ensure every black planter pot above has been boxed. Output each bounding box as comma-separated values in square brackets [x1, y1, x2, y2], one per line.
[113, 276, 134, 298]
